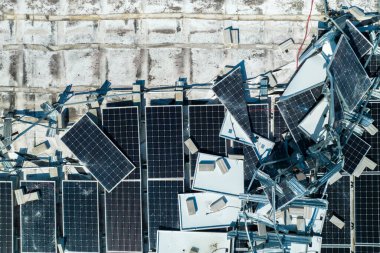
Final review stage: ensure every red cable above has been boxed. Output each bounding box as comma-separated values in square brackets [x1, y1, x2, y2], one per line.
[296, 0, 315, 68]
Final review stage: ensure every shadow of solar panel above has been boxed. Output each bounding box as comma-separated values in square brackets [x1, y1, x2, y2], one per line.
[105, 181, 142, 252]
[212, 67, 251, 138]
[355, 174, 380, 244]
[329, 36, 372, 112]
[342, 134, 370, 175]
[189, 105, 226, 178]
[146, 106, 184, 179]
[61, 114, 135, 192]
[21, 181, 56, 253]
[363, 102, 380, 171]
[322, 176, 350, 245]
[344, 20, 372, 58]
[0, 182, 13, 253]
[102, 107, 141, 179]
[277, 89, 317, 146]
[148, 180, 183, 250]
[63, 181, 99, 253]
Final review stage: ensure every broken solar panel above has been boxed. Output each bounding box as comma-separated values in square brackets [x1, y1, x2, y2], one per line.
[211, 67, 252, 138]
[322, 176, 350, 245]
[63, 181, 99, 253]
[146, 106, 184, 179]
[0, 181, 13, 253]
[277, 89, 317, 146]
[342, 134, 370, 175]
[105, 180, 142, 252]
[61, 114, 135, 192]
[148, 180, 183, 250]
[344, 20, 372, 58]
[363, 102, 380, 170]
[102, 106, 141, 179]
[355, 174, 380, 244]
[21, 181, 56, 253]
[329, 36, 372, 112]
[188, 105, 226, 177]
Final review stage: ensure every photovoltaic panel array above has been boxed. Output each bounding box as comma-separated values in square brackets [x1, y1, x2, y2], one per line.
[188, 105, 226, 177]
[148, 180, 184, 250]
[0, 182, 13, 253]
[277, 89, 316, 146]
[363, 102, 380, 170]
[342, 134, 370, 175]
[102, 107, 141, 179]
[355, 174, 380, 244]
[105, 181, 142, 252]
[356, 246, 380, 253]
[322, 176, 350, 245]
[211, 67, 252, 138]
[329, 36, 372, 112]
[21, 181, 56, 253]
[344, 20, 372, 58]
[321, 248, 350, 253]
[146, 106, 184, 178]
[61, 114, 135, 192]
[63, 181, 99, 253]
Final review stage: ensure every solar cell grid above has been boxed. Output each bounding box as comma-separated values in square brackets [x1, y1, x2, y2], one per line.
[212, 67, 252, 138]
[188, 105, 226, 177]
[342, 134, 370, 175]
[363, 102, 380, 170]
[0, 181, 13, 253]
[146, 106, 184, 179]
[102, 107, 141, 179]
[61, 114, 135, 192]
[21, 181, 56, 253]
[322, 176, 350, 245]
[277, 90, 316, 144]
[355, 174, 380, 244]
[63, 181, 99, 253]
[105, 180, 142, 252]
[148, 180, 184, 250]
[329, 36, 372, 112]
[344, 20, 372, 58]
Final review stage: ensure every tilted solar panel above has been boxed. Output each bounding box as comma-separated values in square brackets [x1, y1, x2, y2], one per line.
[61, 114, 135, 192]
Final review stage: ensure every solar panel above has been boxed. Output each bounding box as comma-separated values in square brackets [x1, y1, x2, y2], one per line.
[62, 180, 99, 253]
[146, 106, 184, 179]
[277, 89, 316, 145]
[356, 246, 380, 253]
[188, 105, 226, 177]
[61, 114, 136, 192]
[344, 20, 372, 58]
[322, 176, 350, 245]
[355, 174, 380, 244]
[274, 103, 288, 141]
[342, 134, 371, 175]
[0, 181, 13, 253]
[211, 67, 252, 138]
[321, 248, 350, 253]
[364, 54, 380, 78]
[148, 180, 184, 250]
[20, 181, 56, 253]
[329, 36, 372, 111]
[102, 107, 141, 179]
[363, 102, 380, 170]
[105, 180, 142, 252]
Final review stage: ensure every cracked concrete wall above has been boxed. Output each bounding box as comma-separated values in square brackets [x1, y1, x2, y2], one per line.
[0, 0, 378, 115]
